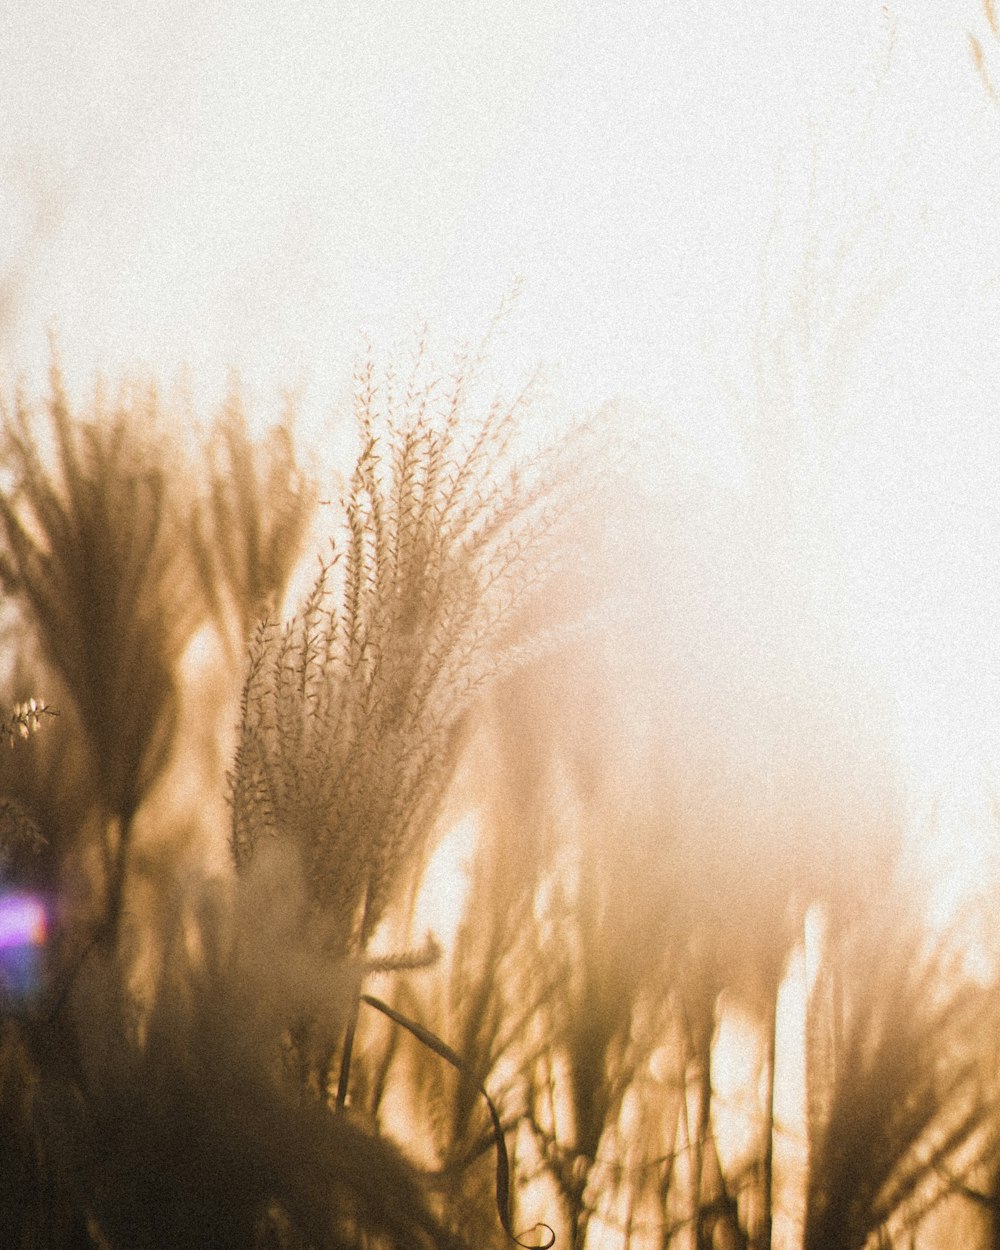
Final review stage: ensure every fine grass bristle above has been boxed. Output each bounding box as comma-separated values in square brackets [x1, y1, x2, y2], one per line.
[228, 335, 582, 958]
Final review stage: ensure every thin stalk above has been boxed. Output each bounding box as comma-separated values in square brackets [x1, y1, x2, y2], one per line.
[758, 998, 778, 1250]
[101, 811, 134, 947]
[335, 878, 376, 1113]
[658, 1092, 683, 1250]
[695, 1033, 712, 1250]
[335, 1003, 360, 1113]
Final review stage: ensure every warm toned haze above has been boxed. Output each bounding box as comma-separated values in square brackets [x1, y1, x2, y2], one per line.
[0, 3, 999, 1249]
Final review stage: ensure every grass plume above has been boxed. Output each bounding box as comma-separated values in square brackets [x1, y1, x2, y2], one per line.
[229, 332, 579, 958]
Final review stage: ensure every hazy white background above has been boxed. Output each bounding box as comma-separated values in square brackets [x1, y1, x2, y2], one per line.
[4, 0, 1000, 900]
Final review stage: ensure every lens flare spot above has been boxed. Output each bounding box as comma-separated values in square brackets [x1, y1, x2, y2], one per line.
[0, 892, 49, 999]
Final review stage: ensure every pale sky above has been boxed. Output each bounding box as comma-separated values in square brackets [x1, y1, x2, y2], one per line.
[6, 2, 993, 410]
[4, 0, 1000, 885]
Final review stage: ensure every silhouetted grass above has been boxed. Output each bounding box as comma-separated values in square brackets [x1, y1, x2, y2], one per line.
[191, 385, 318, 656]
[0, 361, 203, 940]
[803, 886, 993, 1250]
[228, 332, 580, 959]
[0, 323, 996, 1250]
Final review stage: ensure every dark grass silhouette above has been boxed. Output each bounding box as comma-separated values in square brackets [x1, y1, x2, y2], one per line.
[0, 329, 582, 1249]
[0, 322, 995, 1250]
[0, 362, 203, 943]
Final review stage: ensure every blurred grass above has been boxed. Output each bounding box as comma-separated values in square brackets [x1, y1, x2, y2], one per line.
[0, 326, 993, 1250]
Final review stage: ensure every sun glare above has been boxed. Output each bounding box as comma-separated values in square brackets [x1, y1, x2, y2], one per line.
[4, 2, 1000, 1245]
[411, 811, 480, 952]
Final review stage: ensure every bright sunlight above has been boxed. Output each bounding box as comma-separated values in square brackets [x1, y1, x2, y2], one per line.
[1, 3, 1000, 1249]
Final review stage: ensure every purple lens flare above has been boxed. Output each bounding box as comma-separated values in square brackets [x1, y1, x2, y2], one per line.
[0, 892, 49, 999]
[0, 892, 47, 947]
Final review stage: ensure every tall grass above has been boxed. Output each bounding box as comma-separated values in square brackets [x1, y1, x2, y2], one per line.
[228, 333, 577, 959]
[0, 324, 995, 1250]
[803, 886, 993, 1250]
[191, 386, 318, 656]
[0, 362, 203, 941]
[0, 329, 586, 1248]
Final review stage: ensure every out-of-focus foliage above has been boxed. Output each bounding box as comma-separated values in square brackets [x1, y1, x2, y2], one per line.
[0, 333, 586, 1249]
[0, 317, 995, 1250]
[0, 363, 204, 939]
[191, 387, 318, 655]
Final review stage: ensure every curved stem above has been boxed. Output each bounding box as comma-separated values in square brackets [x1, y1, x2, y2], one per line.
[335, 877, 375, 1112]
